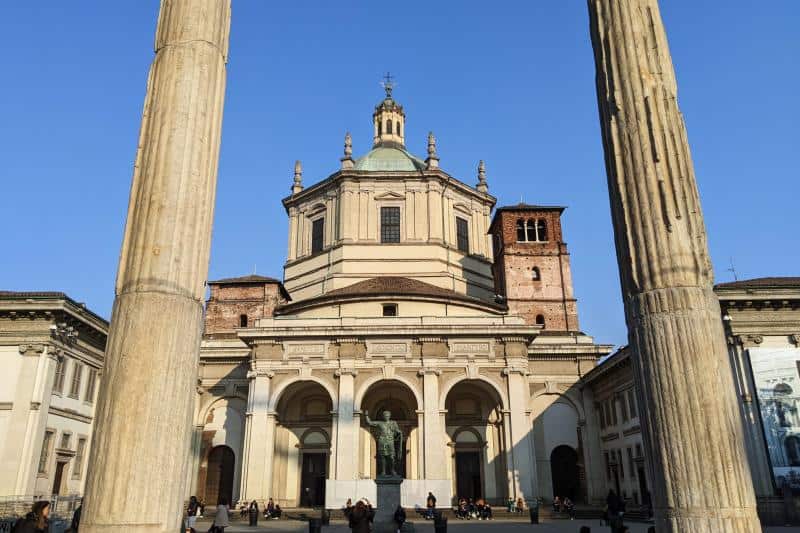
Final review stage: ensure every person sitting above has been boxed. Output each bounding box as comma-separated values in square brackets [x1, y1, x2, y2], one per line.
[552, 495, 561, 513]
[467, 498, 477, 519]
[264, 498, 275, 519]
[563, 497, 575, 520]
[271, 504, 282, 520]
[456, 498, 468, 519]
[425, 492, 436, 520]
[516, 497, 525, 513]
[238, 503, 248, 519]
[482, 502, 493, 520]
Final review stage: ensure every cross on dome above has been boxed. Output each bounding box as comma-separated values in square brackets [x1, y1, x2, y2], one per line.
[381, 72, 395, 98]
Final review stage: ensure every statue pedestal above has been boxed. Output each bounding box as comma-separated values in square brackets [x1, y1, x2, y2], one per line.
[374, 476, 403, 533]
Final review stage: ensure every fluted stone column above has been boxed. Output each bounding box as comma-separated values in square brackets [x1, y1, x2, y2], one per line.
[82, 2, 230, 532]
[587, 1, 760, 531]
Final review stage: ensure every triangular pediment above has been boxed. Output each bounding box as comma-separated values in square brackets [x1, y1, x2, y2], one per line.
[374, 191, 406, 201]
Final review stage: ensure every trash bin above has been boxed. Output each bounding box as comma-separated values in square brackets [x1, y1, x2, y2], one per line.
[433, 515, 447, 533]
[529, 501, 539, 524]
[308, 518, 322, 533]
[321, 509, 330, 526]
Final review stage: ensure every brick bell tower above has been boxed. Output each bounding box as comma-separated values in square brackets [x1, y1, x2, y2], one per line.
[489, 204, 579, 331]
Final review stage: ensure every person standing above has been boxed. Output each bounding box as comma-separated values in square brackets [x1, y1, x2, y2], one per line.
[345, 500, 373, 533]
[185, 496, 199, 533]
[12, 501, 50, 533]
[70, 501, 82, 532]
[393, 505, 406, 533]
[212, 498, 230, 533]
[248, 500, 259, 527]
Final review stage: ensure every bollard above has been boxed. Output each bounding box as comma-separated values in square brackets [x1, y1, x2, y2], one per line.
[308, 518, 322, 533]
[433, 514, 447, 533]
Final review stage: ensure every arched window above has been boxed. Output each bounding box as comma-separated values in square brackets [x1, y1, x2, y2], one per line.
[537, 219, 548, 241]
[397, 122, 402, 137]
[387, 119, 393, 135]
[516, 219, 526, 242]
[535, 314, 545, 326]
[378, 120, 383, 135]
[526, 219, 537, 242]
[532, 267, 541, 281]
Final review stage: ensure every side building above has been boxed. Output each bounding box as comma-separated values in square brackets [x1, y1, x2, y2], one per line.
[582, 277, 800, 524]
[0, 291, 107, 499]
[190, 88, 613, 509]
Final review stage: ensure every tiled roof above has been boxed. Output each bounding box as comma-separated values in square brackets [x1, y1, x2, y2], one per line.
[715, 277, 800, 290]
[209, 274, 283, 285]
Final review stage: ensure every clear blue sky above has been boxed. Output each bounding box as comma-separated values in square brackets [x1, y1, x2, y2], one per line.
[1, 2, 797, 348]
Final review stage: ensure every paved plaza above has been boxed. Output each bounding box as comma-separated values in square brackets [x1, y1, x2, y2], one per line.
[195, 518, 800, 533]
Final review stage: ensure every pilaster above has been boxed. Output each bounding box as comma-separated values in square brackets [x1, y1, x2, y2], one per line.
[241, 370, 274, 501]
[418, 367, 446, 479]
[502, 365, 536, 502]
[333, 367, 359, 480]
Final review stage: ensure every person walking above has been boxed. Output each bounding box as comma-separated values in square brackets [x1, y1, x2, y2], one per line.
[212, 498, 230, 533]
[185, 496, 199, 533]
[12, 501, 50, 533]
[247, 500, 259, 527]
[70, 501, 82, 532]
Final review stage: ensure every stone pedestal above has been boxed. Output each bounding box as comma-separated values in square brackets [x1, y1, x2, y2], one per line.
[374, 477, 403, 533]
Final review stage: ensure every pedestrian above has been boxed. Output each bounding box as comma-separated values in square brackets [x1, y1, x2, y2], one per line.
[393, 505, 406, 533]
[564, 497, 575, 520]
[553, 495, 561, 513]
[11, 501, 50, 533]
[606, 490, 624, 533]
[516, 497, 525, 513]
[272, 504, 282, 519]
[212, 498, 230, 533]
[264, 498, 275, 519]
[346, 500, 373, 533]
[70, 501, 82, 532]
[425, 492, 436, 519]
[248, 500, 259, 527]
[185, 496, 199, 533]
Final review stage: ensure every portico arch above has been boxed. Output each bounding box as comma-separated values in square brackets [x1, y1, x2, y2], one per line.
[439, 376, 508, 411]
[272, 380, 335, 507]
[354, 374, 422, 413]
[358, 379, 421, 479]
[269, 376, 338, 412]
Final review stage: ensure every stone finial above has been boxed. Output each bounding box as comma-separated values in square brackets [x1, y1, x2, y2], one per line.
[425, 131, 439, 170]
[476, 160, 488, 193]
[292, 160, 303, 194]
[341, 132, 354, 170]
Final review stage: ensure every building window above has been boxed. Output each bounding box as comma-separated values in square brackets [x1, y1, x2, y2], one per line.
[239, 314, 248, 328]
[387, 119, 393, 135]
[382, 303, 398, 317]
[456, 217, 470, 253]
[537, 219, 548, 241]
[598, 406, 606, 429]
[69, 363, 83, 399]
[620, 393, 629, 422]
[378, 120, 382, 135]
[526, 219, 537, 242]
[627, 447, 636, 478]
[627, 389, 638, 419]
[635, 443, 643, 458]
[311, 217, 325, 254]
[73, 437, 87, 479]
[604, 452, 611, 480]
[535, 314, 545, 326]
[618, 450, 624, 478]
[53, 356, 66, 394]
[380, 207, 401, 243]
[516, 219, 526, 242]
[38, 430, 54, 474]
[610, 399, 618, 425]
[59, 432, 71, 450]
[397, 122, 401, 137]
[84, 368, 97, 404]
[532, 267, 541, 281]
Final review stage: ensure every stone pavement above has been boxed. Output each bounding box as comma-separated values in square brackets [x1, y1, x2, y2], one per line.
[195, 518, 800, 532]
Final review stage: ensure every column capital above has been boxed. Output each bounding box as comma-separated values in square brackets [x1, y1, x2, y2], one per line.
[736, 334, 764, 348]
[246, 370, 275, 379]
[335, 368, 358, 377]
[502, 366, 529, 377]
[19, 344, 45, 357]
[417, 367, 441, 376]
[790, 333, 800, 347]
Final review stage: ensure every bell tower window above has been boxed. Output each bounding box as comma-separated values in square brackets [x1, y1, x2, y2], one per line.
[311, 217, 325, 254]
[535, 314, 545, 326]
[516, 219, 526, 242]
[456, 217, 470, 253]
[382, 303, 398, 317]
[387, 119, 393, 135]
[537, 219, 548, 241]
[381, 207, 401, 243]
[532, 267, 541, 281]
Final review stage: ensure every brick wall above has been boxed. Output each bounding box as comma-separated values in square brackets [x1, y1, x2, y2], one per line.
[490, 208, 580, 331]
[204, 282, 285, 335]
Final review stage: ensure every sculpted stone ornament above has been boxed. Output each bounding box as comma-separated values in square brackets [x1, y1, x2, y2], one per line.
[364, 410, 403, 478]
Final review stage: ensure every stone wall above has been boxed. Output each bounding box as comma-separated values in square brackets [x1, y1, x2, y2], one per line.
[205, 282, 285, 334]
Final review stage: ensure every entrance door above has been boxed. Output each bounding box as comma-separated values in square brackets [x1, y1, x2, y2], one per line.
[550, 445, 580, 501]
[52, 462, 66, 495]
[455, 451, 482, 500]
[205, 445, 235, 505]
[300, 453, 326, 507]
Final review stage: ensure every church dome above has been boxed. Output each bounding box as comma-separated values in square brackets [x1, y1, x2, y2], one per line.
[354, 146, 426, 172]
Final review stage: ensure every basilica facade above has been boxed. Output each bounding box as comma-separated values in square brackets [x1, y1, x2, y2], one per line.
[189, 88, 612, 509]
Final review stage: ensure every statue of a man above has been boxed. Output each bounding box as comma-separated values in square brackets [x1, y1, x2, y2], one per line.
[364, 410, 403, 477]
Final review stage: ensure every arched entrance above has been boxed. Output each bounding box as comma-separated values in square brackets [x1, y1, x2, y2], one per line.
[359, 379, 420, 479]
[550, 445, 579, 501]
[444, 380, 506, 504]
[274, 381, 334, 507]
[206, 445, 235, 505]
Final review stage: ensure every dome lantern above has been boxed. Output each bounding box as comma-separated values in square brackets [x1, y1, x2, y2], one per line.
[372, 73, 406, 148]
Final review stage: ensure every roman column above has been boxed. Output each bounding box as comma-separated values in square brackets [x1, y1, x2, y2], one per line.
[81, 1, 230, 532]
[587, 1, 760, 531]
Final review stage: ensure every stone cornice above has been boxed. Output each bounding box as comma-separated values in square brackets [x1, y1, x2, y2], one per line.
[48, 405, 92, 424]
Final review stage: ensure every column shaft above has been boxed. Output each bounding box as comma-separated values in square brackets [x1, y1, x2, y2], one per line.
[505, 369, 537, 502]
[587, 1, 759, 530]
[242, 372, 273, 500]
[421, 370, 446, 479]
[334, 371, 358, 479]
[82, 2, 230, 532]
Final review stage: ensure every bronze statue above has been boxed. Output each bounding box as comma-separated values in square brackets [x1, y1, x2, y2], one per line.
[364, 410, 403, 477]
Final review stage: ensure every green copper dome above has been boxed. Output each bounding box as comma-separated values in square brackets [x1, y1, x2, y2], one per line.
[354, 146, 426, 172]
